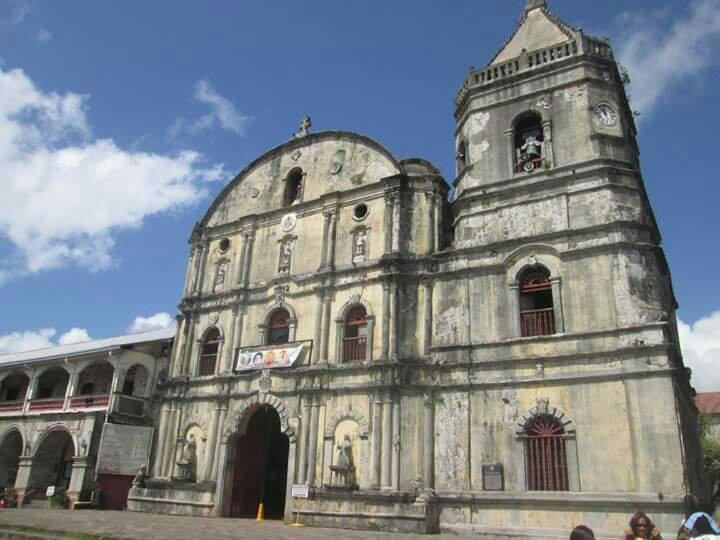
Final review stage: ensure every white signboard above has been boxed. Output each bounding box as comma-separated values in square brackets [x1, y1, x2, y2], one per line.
[45, 486, 55, 497]
[97, 424, 154, 476]
[291, 484, 309, 499]
[234, 342, 306, 372]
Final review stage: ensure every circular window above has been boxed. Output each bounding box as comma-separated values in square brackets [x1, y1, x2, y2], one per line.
[219, 238, 231, 252]
[353, 203, 369, 221]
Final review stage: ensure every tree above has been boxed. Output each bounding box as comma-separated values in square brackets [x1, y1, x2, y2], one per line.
[699, 414, 720, 500]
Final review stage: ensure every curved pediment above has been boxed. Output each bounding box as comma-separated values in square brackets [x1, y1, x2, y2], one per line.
[202, 131, 403, 229]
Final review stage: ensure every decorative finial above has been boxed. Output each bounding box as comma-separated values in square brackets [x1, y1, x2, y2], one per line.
[525, 0, 546, 13]
[292, 115, 312, 139]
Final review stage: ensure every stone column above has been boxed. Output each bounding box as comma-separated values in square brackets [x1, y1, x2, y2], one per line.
[390, 281, 399, 361]
[391, 398, 401, 491]
[298, 399, 311, 484]
[64, 364, 79, 410]
[193, 241, 209, 294]
[423, 279, 433, 357]
[236, 232, 248, 284]
[163, 402, 178, 477]
[509, 284, 521, 338]
[153, 403, 170, 476]
[306, 398, 320, 486]
[434, 194, 441, 253]
[371, 395, 382, 489]
[313, 291, 324, 364]
[381, 280, 390, 360]
[381, 393, 393, 490]
[226, 307, 238, 373]
[211, 402, 228, 481]
[391, 194, 401, 253]
[504, 128, 516, 177]
[68, 456, 91, 508]
[320, 210, 331, 269]
[23, 372, 39, 414]
[213, 431, 230, 517]
[425, 191, 435, 255]
[205, 402, 221, 481]
[327, 209, 338, 269]
[321, 294, 332, 363]
[383, 194, 394, 255]
[365, 315, 376, 364]
[241, 231, 255, 287]
[229, 306, 244, 372]
[542, 120, 554, 167]
[183, 316, 197, 375]
[423, 394, 435, 491]
[13, 456, 32, 507]
[550, 277, 565, 333]
[172, 315, 187, 378]
[183, 246, 195, 297]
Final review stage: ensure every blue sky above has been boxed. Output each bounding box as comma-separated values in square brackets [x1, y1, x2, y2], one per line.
[1, 0, 719, 388]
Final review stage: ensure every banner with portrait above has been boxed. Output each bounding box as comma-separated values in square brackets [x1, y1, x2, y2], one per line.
[234, 341, 307, 372]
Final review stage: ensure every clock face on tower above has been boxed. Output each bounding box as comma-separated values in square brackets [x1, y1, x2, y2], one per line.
[594, 103, 618, 127]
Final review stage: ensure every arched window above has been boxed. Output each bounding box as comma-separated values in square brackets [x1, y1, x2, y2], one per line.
[519, 267, 555, 337]
[122, 364, 148, 397]
[343, 306, 368, 362]
[199, 329, 221, 376]
[525, 415, 569, 491]
[283, 168, 303, 207]
[267, 309, 290, 345]
[514, 112, 544, 173]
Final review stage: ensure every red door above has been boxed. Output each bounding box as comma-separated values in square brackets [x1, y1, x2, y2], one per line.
[97, 474, 133, 510]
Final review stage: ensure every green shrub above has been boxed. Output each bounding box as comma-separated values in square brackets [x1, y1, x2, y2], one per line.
[49, 487, 70, 509]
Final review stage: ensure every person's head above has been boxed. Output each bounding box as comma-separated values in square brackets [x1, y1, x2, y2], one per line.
[630, 512, 654, 538]
[570, 525, 595, 540]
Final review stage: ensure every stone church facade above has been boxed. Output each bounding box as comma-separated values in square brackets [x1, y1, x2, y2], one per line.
[128, 1, 704, 537]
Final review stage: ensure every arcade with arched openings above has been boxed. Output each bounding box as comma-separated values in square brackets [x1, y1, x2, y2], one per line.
[0, 429, 23, 489]
[224, 405, 290, 520]
[28, 428, 75, 495]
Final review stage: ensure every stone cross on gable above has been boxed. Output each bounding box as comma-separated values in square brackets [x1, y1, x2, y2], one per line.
[525, 0, 547, 13]
[293, 115, 312, 139]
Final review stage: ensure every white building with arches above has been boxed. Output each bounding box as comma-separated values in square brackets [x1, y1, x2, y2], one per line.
[0, 329, 172, 509]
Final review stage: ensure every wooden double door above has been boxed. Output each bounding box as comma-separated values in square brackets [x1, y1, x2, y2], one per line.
[229, 406, 289, 519]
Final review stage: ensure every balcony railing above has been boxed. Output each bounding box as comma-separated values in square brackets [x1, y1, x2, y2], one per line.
[343, 336, 367, 363]
[0, 400, 24, 413]
[116, 394, 145, 417]
[28, 398, 65, 411]
[68, 394, 110, 409]
[520, 308, 556, 337]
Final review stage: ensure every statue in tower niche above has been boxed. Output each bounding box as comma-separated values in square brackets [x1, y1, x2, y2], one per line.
[353, 230, 368, 263]
[329, 433, 357, 490]
[214, 260, 228, 292]
[278, 240, 294, 274]
[176, 434, 197, 482]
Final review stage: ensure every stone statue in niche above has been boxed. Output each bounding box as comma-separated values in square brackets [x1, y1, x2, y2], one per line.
[336, 434, 354, 469]
[329, 434, 357, 490]
[132, 466, 147, 488]
[353, 230, 368, 264]
[278, 240, 294, 274]
[176, 434, 197, 482]
[330, 149, 346, 175]
[214, 261, 228, 292]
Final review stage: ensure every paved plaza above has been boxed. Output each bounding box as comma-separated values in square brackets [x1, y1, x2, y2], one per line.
[0, 508, 458, 540]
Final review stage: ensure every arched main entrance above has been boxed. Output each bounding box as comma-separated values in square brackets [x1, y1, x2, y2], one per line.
[228, 406, 289, 519]
[0, 430, 23, 488]
[28, 430, 74, 494]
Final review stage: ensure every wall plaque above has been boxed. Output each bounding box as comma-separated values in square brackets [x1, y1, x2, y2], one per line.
[482, 464, 504, 491]
[97, 424, 154, 476]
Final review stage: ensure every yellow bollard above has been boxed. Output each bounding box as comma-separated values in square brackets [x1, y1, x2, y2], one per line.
[256, 502, 264, 521]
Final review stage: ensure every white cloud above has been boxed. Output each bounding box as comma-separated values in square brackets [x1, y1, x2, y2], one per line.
[0, 328, 56, 353]
[616, 0, 720, 118]
[58, 327, 91, 345]
[0, 326, 92, 354]
[169, 79, 251, 138]
[679, 312, 720, 392]
[35, 28, 51, 44]
[0, 66, 225, 281]
[128, 312, 175, 334]
[0, 0, 35, 27]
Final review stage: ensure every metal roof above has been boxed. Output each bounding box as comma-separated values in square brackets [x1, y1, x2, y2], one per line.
[0, 327, 175, 367]
[696, 392, 720, 415]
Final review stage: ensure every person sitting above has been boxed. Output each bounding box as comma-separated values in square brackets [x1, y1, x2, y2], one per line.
[623, 512, 662, 539]
[571, 525, 595, 540]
